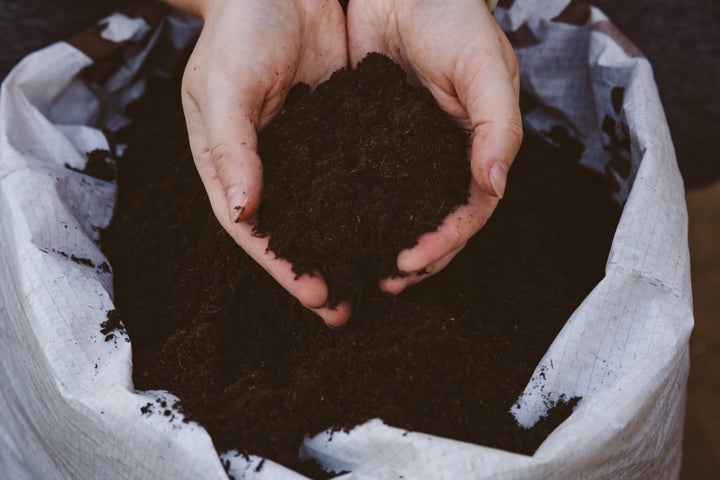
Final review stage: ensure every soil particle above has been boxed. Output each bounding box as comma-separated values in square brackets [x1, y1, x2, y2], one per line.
[100, 309, 126, 341]
[65, 149, 116, 181]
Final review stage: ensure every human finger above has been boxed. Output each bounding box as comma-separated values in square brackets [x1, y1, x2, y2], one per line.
[394, 180, 497, 274]
[457, 26, 522, 199]
[200, 160, 352, 323]
[185, 68, 265, 223]
[379, 246, 461, 295]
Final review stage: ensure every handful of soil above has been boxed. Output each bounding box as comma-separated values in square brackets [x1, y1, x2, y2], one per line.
[101, 53, 620, 474]
[256, 53, 471, 307]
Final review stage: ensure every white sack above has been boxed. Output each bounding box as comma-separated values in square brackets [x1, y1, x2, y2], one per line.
[0, 1, 693, 479]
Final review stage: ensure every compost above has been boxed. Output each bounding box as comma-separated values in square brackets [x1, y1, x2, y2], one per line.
[255, 54, 470, 306]
[101, 54, 621, 474]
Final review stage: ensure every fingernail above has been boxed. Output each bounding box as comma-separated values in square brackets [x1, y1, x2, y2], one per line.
[490, 162, 508, 199]
[227, 186, 248, 223]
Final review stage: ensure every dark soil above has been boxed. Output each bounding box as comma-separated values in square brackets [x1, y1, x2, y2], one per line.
[65, 148, 116, 182]
[101, 55, 620, 475]
[256, 54, 470, 306]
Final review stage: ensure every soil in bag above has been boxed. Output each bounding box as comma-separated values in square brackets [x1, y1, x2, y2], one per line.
[101, 53, 621, 474]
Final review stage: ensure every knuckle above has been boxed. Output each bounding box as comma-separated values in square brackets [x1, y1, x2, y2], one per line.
[195, 155, 219, 181]
[511, 56, 520, 78]
[210, 143, 234, 169]
[181, 61, 201, 92]
[180, 71, 192, 94]
[507, 115, 524, 146]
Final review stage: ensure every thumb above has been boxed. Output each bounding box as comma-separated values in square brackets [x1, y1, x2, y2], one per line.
[469, 110, 523, 200]
[187, 77, 265, 224]
[460, 45, 522, 199]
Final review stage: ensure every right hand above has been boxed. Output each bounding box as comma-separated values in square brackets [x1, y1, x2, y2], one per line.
[174, 0, 350, 326]
[346, 0, 522, 296]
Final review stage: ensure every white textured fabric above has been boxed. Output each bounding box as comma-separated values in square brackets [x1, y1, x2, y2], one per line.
[0, 2, 691, 479]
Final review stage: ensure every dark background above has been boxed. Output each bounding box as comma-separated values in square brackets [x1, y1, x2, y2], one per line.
[591, 0, 720, 189]
[1, 1, 717, 479]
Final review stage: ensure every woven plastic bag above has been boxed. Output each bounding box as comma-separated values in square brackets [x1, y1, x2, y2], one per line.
[0, 1, 692, 478]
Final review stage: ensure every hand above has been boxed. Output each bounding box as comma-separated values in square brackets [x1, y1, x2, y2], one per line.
[346, 0, 522, 294]
[168, 0, 350, 326]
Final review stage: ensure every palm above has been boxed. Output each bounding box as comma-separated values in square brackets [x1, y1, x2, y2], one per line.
[347, 0, 522, 291]
[181, 0, 350, 326]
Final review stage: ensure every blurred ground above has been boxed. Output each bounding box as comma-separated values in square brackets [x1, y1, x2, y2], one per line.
[0, 0, 717, 478]
[684, 184, 720, 479]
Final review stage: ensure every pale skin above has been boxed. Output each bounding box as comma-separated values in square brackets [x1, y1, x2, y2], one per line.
[161, 0, 522, 327]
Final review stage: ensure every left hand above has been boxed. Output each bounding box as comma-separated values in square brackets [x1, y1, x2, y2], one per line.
[346, 0, 523, 294]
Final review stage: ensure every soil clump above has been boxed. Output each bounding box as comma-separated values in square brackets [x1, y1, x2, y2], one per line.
[256, 54, 470, 305]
